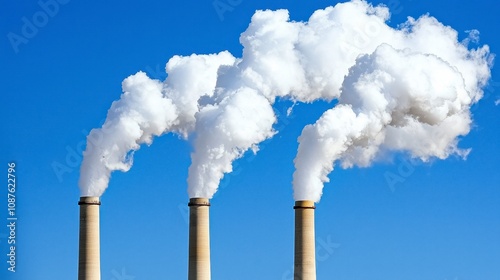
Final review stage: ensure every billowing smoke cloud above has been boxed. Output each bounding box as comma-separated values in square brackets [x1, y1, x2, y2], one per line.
[80, 0, 493, 200]
[186, 2, 389, 198]
[79, 52, 235, 197]
[79, 72, 178, 196]
[191, 0, 492, 200]
[164, 51, 236, 137]
[187, 88, 276, 198]
[293, 33, 492, 201]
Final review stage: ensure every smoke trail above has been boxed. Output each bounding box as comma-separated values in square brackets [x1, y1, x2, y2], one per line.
[293, 42, 492, 201]
[79, 72, 178, 197]
[80, 0, 400, 198]
[79, 52, 235, 197]
[287, 1, 493, 202]
[164, 51, 236, 137]
[185, 2, 393, 198]
[188, 1, 492, 199]
[187, 88, 276, 198]
[80, 0, 493, 200]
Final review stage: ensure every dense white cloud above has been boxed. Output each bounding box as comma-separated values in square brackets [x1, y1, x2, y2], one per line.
[79, 72, 178, 196]
[79, 0, 492, 200]
[294, 42, 490, 202]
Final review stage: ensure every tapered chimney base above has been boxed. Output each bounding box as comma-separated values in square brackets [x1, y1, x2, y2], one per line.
[188, 198, 211, 280]
[78, 196, 101, 280]
[294, 200, 316, 280]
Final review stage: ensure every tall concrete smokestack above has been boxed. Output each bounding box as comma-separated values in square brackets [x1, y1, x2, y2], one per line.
[188, 198, 211, 280]
[78, 196, 101, 280]
[294, 200, 316, 280]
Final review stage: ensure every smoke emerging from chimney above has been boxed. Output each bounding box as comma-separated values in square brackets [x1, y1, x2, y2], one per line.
[79, 73, 178, 197]
[292, 9, 493, 201]
[79, 0, 493, 200]
[79, 52, 236, 197]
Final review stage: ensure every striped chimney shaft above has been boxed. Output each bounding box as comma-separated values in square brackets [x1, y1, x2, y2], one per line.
[188, 198, 211, 280]
[294, 200, 316, 280]
[78, 196, 101, 280]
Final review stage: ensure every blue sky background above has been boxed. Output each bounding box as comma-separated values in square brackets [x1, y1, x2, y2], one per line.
[1, 0, 499, 279]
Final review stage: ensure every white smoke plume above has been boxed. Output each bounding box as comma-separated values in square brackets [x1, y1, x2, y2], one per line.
[191, 0, 492, 200]
[79, 52, 235, 197]
[293, 42, 492, 201]
[79, 0, 493, 200]
[79, 72, 178, 196]
[187, 88, 276, 198]
[186, 2, 387, 198]
[164, 51, 236, 137]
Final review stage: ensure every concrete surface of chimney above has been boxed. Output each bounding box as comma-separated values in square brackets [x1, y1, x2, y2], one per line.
[294, 200, 316, 280]
[188, 198, 211, 280]
[78, 196, 101, 280]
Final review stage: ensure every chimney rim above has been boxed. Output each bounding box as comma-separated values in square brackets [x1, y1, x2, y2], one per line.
[294, 200, 315, 209]
[188, 197, 211, 207]
[78, 196, 101, 205]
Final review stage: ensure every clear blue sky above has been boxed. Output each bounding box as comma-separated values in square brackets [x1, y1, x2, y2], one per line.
[1, 0, 499, 279]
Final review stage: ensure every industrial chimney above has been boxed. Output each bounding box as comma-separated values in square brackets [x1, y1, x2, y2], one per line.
[78, 196, 101, 280]
[188, 198, 211, 280]
[294, 200, 316, 280]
